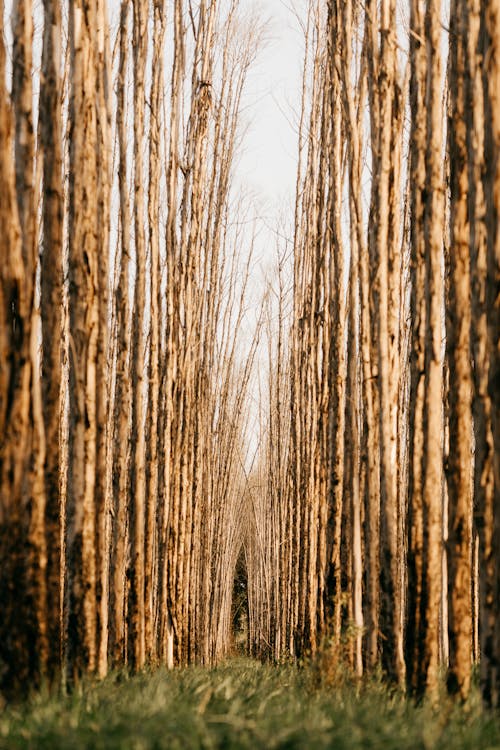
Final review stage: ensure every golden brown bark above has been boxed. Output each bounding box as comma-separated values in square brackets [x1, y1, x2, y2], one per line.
[0, 0, 48, 696]
[128, 0, 148, 671]
[109, 0, 131, 669]
[365, 0, 405, 685]
[406, 0, 446, 699]
[66, 0, 100, 681]
[40, 0, 64, 685]
[325, 3, 347, 651]
[406, 0, 428, 695]
[145, 0, 166, 667]
[480, 0, 500, 708]
[446, 0, 473, 699]
[14, 0, 49, 684]
[421, 0, 445, 698]
[94, 0, 112, 680]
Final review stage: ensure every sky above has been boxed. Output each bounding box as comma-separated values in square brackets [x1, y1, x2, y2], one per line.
[236, 0, 305, 218]
[232, 1, 307, 461]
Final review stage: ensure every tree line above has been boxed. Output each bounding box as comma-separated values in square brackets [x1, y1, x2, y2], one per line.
[246, 0, 500, 706]
[0, 0, 261, 698]
[1, 0, 500, 711]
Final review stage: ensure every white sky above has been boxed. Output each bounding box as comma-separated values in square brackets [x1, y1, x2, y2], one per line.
[236, 0, 305, 217]
[233, 1, 306, 463]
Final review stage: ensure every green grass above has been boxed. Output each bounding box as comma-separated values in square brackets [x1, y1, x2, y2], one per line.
[1, 658, 500, 749]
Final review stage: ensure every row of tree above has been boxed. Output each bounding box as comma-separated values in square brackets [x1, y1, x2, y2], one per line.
[2, 0, 499, 711]
[246, 0, 500, 706]
[0, 0, 260, 697]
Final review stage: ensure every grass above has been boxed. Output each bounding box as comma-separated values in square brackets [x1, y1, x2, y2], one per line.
[1, 658, 500, 749]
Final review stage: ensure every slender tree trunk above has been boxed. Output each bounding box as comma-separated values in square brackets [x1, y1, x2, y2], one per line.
[40, 0, 64, 685]
[406, 0, 427, 696]
[421, 0, 445, 698]
[94, 0, 112, 680]
[480, 0, 500, 708]
[350, 4, 381, 670]
[469, 0, 496, 708]
[145, 0, 166, 666]
[110, 0, 132, 669]
[66, 0, 100, 681]
[128, 0, 149, 671]
[406, 0, 446, 699]
[0, 0, 48, 696]
[446, 0, 473, 699]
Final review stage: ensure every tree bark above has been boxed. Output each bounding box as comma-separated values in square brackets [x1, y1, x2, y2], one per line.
[446, 0, 473, 699]
[40, 0, 64, 686]
[66, 0, 100, 681]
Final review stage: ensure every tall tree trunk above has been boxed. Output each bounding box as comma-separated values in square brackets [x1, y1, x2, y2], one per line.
[0, 0, 48, 696]
[40, 0, 64, 686]
[446, 0, 473, 699]
[421, 0, 445, 698]
[469, 0, 496, 707]
[406, 0, 428, 696]
[146, 0, 166, 665]
[480, 0, 500, 708]
[94, 0, 112, 680]
[128, 0, 149, 671]
[110, 0, 131, 669]
[66, 0, 100, 681]
[406, 0, 446, 699]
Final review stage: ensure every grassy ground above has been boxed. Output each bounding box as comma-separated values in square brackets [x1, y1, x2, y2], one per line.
[1, 658, 500, 749]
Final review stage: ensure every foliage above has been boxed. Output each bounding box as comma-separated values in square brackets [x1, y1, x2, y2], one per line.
[1, 660, 499, 749]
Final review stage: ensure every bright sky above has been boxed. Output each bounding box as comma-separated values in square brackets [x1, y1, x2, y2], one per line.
[237, 0, 305, 216]
[233, 1, 306, 463]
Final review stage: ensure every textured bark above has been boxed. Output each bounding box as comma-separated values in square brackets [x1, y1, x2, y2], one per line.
[0, 0, 48, 696]
[360, 15, 382, 668]
[94, 0, 112, 680]
[128, 0, 148, 671]
[66, 0, 100, 681]
[325, 4, 347, 651]
[13, 0, 49, 684]
[406, 0, 446, 699]
[366, 0, 405, 685]
[145, 0, 166, 666]
[446, 0, 473, 699]
[346, 232, 363, 677]
[109, 0, 131, 669]
[470, 0, 496, 708]
[480, 0, 500, 708]
[158, 0, 183, 669]
[40, 0, 64, 685]
[421, 0, 445, 698]
[286, 2, 349, 661]
[339, 0, 366, 676]
[406, 0, 427, 695]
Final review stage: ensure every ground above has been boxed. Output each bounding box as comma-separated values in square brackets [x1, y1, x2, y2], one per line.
[1, 659, 500, 749]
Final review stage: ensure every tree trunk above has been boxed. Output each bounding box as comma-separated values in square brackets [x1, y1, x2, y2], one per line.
[128, 0, 149, 672]
[480, 0, 500, 708]
[446, 0, 473, 699]
[66, 0, 100, 681]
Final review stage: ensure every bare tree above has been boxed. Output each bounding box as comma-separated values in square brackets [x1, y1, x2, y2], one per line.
[446, 0, 474, 699]
[479, 0, 500, 708]
[0, 0, 48, 696]
[40, 0, 64, 685]
[66, 0, 102, 681]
